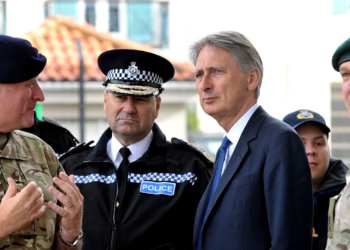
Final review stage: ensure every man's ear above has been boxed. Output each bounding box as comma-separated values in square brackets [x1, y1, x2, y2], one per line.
[247, 69, 260, 92]
[103, 91, 108, 113]
[155, 96, 162, 119]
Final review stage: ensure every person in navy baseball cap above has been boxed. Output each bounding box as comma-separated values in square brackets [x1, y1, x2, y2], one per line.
[98, 49, 174, 96]
[283, 109, 330, 135]
[283, 109, 348, 250]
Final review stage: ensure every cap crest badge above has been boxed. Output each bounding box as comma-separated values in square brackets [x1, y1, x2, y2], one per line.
[128, 62, 139, 76]
[297, 110, 314, 119]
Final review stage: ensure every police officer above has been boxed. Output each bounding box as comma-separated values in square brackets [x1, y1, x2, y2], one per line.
[21, 111, 79, 157]
[59, 49, 213, 250]
[0, 35, 83, 249]
[325, 37, 350, 250]
[283, 109, 348, 250]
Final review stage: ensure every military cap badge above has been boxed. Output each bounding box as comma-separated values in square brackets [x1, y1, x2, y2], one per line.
[297, 110, 314, 119]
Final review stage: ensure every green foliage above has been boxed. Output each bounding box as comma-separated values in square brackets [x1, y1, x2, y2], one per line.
[187, 105, 200, 132]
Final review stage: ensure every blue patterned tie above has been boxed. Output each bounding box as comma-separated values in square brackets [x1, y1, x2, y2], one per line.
[197, 136, 231, 250]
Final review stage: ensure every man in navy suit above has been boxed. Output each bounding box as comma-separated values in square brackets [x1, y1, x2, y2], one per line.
[190, 31, 313, 249]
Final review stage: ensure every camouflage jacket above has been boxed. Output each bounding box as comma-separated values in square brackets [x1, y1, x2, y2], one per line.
[326, 181, 350, 250]
[0, 130, 64, 249]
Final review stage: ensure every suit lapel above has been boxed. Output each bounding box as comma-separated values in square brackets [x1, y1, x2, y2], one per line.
[204, 106, 268, 220]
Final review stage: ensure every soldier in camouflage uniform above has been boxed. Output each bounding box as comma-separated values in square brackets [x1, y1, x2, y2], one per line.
[326, 37, 350, 249]
[0, 35, 83, 249]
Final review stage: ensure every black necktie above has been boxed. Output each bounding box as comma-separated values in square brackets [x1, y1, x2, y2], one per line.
[117, 147, 131, 203]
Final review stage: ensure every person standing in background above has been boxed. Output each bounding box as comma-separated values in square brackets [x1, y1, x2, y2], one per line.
[283, 109, 348, 250]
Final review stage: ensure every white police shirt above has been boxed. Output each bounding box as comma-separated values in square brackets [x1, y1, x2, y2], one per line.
[106, 130, 153, 169]
[221, 103, 259, 176]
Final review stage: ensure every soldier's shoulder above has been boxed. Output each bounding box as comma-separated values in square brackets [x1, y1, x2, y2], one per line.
[14, 130, 47, 148]
[59, 141, 94, 161]
[170, 137, 214, 163]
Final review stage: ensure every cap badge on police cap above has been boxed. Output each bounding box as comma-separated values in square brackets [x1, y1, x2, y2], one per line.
[128, 62, 139, 76]
[297, 110, 314, 119]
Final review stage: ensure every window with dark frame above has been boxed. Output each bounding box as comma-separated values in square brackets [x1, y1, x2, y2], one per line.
[109, 3, 119, 32]
[85, 3, 96, 26]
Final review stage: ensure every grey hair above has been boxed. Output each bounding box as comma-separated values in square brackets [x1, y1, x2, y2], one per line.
[189, 31, 264, 99]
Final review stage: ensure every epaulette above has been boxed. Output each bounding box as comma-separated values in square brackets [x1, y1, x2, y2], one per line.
[171, 138, 214, 162]
[59, 141, 94, 160]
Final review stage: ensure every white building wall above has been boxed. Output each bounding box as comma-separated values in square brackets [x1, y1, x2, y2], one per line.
[168, 0, 338, 134]
[6, 0, 47, 37]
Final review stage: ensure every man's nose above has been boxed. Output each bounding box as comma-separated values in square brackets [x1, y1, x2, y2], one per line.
[123, 98, 136, 113]
[200, 74, 212, 91]
[306, 145, 316, 156]
[33, 83, 45, 102]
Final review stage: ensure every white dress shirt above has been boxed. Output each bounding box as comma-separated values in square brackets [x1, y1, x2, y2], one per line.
[106, 130, 154, 169]
[221, 103, 259, 176]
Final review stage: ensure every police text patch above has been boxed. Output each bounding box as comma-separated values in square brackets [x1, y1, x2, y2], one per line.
[140, 181, 176, 196]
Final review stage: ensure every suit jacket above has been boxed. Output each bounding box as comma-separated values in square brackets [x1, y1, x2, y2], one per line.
[194, 106, 313, 250]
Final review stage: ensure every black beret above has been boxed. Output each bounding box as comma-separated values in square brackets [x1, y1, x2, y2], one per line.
[332, 37, 350, 72]
[0, 35, 46, 83]
[283, 109, 330, 134]
[98, 49, 174, 96]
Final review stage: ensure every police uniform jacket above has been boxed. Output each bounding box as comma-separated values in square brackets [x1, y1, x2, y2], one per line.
[313, 157, 348, 250]
[60, 123, 213, 250]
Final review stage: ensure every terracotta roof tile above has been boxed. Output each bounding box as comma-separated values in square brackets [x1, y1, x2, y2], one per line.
[23, 15, 195, 82]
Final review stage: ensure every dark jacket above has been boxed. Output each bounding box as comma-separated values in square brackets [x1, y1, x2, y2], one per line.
[60, 123, 213, 250]
[21, 113, 79, 155]
[313, 157, 348, 250]
[194, 106, 314, 250]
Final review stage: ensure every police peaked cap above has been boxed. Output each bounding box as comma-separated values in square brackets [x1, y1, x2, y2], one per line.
[98, 49, 175, 96]
[283, 109, 330, 134]
[0, 35, 47, 83]
[332, 37, 350, 72]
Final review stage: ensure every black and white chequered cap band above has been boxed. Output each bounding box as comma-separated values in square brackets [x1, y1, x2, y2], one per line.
[106, 69, 163, 85]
